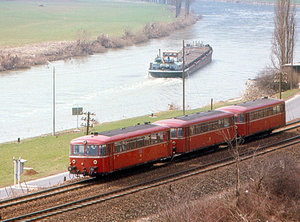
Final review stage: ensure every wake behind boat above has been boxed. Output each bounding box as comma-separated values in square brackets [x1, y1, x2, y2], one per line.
[148, 42, 213, 78]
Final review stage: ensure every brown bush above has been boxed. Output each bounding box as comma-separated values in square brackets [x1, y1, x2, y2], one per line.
[157, 153, 299, 222]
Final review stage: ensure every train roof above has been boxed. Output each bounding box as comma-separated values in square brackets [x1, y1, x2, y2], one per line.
[217, 97, 284, 113]
[70, 123, 168, 145]
[153, 110, 232, 127]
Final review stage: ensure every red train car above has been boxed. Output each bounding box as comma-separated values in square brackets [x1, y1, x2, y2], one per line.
[68, 123, 172, 176]
[217, 97, 285, 137]
[153, 110, 236, 154]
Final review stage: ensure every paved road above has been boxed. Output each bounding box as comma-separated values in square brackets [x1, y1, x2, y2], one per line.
[286, 94, 300, 122]
[0, 172, 81, 200]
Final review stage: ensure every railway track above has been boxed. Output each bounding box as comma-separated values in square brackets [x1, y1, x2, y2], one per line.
[2, 129, 299, 222]
[0, 177, 96, 209]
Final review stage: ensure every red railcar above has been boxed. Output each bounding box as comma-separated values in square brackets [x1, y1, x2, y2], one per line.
[153, 110, 236, 154]
[217, 97, 285, 137]
[68, 124, 172, 176]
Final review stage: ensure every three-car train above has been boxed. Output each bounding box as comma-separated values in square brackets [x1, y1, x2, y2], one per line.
[68, 97, 285, 176]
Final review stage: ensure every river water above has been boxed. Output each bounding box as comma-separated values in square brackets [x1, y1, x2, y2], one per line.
[0, 1, 299, 143]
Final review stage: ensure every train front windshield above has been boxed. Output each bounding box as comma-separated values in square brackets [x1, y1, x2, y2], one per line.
[70, 144, 108, 156]
[71, 145, 85, 156]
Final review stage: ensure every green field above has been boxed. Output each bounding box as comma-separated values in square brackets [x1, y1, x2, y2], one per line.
[0, 0, 174, 47]
[1, 89, 299, 188]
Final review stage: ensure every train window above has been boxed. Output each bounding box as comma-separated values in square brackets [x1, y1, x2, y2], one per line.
[190, 126, 195, 135]
[144, 135, 151, 146]
[201, 124, 208, 133]
[157, 131, 164, 142]
[151, 134, 158, 144]
[115, 142, 122, 153]
[73, 145, 84, 156]
[86, 145, 98, 156]
[239, 114, 244, 122]
[123, 141, 129, 151]
[170, 128, 176, 138]
[136, 137, 144, 148]
[128, 139, 136, 150]
[165, 131, 170, 141]
[273, 106, 277, 114]
[69, 145, 72, 155]
[218, 119, 224, 128]
[224, 118, 230, 127]
[234, 114, 238, 122]
[177, 128, 184, 138]
[194, 124, 200, 134]
[107, 144, 111, 154]
[99, 145, 106, 156]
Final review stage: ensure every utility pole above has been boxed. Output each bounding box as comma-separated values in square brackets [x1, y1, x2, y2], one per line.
[81, 111, 96, 135]
[182, 40, 185, 115]
[47, 61, 56, 136]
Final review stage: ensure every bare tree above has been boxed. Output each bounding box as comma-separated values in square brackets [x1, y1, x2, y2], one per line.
[271, 0, 296, 71]
[175, 0, 182, 17]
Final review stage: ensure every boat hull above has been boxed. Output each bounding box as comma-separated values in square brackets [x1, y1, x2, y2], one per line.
[149, 45, 213, 78]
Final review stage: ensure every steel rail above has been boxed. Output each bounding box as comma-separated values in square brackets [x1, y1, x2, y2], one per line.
[0, 177, 95, 208]
[3, 135, 300, 222]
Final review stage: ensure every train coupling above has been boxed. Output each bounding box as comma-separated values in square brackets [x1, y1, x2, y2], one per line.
[68, 166, 76, 173]
[89, 167, 98, 176]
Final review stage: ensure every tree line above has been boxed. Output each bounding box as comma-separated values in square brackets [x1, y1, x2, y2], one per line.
[140, 0, 194, 17]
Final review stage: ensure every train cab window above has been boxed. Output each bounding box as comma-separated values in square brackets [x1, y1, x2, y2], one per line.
[85, 145, 98, 156]
[170, 128, 176, 138]
[177, 128, 184, 138]
[99, 145, 107, 156]
[73, 145, 85, 156]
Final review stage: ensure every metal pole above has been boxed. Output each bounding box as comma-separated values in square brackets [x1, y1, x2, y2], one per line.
[211, 98, 213, 110]
[53, 66, 56, 136]
[182, 40, 185, 115]
[47, 61, 56, 136]
[13, 157, 17, 186]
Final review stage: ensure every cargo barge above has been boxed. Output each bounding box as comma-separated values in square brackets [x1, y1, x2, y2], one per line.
[148, 42, 212, 78]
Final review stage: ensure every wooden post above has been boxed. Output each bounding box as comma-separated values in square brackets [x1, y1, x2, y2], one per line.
[182, 40, 185, 115]
[211, 98, 213, 110]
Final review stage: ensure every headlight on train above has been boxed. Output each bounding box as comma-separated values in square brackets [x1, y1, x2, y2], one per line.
[72, 159, 76, 164]
[172, 141, 176, 145]
[93, 160, 97, 165]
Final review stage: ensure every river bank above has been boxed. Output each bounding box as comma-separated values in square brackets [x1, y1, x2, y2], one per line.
[0, 15, 199, 72]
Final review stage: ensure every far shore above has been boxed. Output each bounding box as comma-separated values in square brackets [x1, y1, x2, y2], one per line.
[0, 15, 200, 72]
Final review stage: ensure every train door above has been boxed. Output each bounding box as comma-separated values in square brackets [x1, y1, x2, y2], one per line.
[185, 127, 190, 152]
[108, 144, 114, 172]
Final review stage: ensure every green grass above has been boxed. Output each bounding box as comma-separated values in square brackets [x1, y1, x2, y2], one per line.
[273, 88, 300, 100]
[0, 0, 174, 47]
